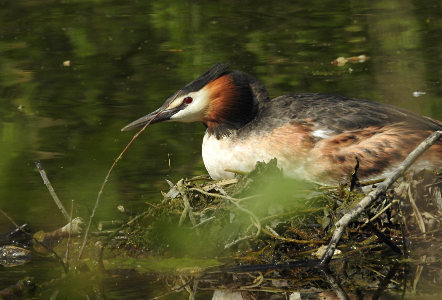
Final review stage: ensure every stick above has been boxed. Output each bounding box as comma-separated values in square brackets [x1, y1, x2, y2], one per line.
[262, 227, 325, 244]
[176, 180, 197, 227]
[407, 185, 426, 238]
[372, 263, 400, 300]
[365, 222, 402, 254]
[35, 161, 70, 222]
[320, 267, 350, 300]
[77, 106, 167, 261]
[319, 130, 441, 266]
[65, 199, 74, 271]
[0, 208, 19, 227]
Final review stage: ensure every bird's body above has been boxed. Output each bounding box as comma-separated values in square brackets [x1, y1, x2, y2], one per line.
[202, 93, 440, 183]
[123, 63, 441, 184]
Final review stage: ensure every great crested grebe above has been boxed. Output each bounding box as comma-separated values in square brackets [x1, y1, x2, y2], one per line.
[122, 63, 441, 184]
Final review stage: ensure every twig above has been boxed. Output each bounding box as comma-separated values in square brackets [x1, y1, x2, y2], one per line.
[0, 208, 19, 227]
[191, 279, 199, 300]
[363, 265, 401, 286]
[188, 187, 257, 202]
[372, 264, 400, 300]
[396, 200, 409, 256]
[192, 216, 216, 228]
[35, 161, 70, 222]
[189, 188, 261, 236]
[184, 175, 213, 182]
[97, 220, 124, 231]
[259, 208, 323, 223]
[177, 180, 196, 227]
[65, 199, 74, 271]
[407, 185, 426, 238]
[241, 272, 264, 289]
[368, 200, 398, 223]
[320, 267, 350, 300]
[148, 277, 193, 300]
[412, 255, 426, 293]
[179, 275, 195, 300]
[224, 234, 255, 249]
[319, 130, 441, 266]
[102, 210, 150, 244]
[77, 106, 167, 262]
[224, 168, 248, 176]
[262, 227, 325, 244]
[231, 202, 260, 237]
[365, 222, 402, 254]
[179, 204, 189, 226]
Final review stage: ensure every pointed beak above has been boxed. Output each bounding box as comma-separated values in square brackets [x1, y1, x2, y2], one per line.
[121, 105, 180, 131]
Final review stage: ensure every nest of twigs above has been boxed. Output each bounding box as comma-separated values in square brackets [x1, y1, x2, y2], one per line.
[118, 160, 440, 258]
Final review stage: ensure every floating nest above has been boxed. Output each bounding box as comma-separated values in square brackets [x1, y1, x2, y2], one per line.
[102, 160, 442, 298]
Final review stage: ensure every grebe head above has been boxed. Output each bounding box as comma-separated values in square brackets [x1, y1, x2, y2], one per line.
[121, 63, 268, 138]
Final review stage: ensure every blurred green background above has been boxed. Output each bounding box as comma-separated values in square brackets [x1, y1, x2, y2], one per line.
[1, 0, 441, 297]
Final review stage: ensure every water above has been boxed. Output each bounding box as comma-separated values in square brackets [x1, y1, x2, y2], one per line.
[0, 0, 441, 298]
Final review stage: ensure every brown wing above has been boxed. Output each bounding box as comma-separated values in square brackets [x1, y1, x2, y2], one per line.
[258, 122, 441, 184]
[254, 93, 441, 135]
[306, 125, 441, 183]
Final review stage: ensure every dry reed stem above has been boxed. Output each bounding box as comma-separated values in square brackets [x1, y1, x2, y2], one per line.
[77, 106, 167, 261]
[407, 185, 426, 238]
[65, 199, 74, 271]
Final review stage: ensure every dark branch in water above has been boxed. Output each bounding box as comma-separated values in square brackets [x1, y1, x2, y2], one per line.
[320, 130, 441, 266]
[0, 208, 68, 273]
[365, 221, 402, 254]
[35, 161, 70, 222]
[320, 267, 350, 300]
[372, 263, 400, 300]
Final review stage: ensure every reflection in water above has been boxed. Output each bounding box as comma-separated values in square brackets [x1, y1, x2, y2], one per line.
[320, 267, 350, 300]
[0, 0, 441, 299]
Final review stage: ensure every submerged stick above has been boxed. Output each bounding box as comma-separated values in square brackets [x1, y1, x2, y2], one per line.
[365, 222, 402, 254]
[65, 199, 74, 271]
[320, 267, 350, 300]
[319, 130, 441, 266]
[407, 185, 426, 238]
[35, 161, 70, 222]
[77, 106, 167, 261]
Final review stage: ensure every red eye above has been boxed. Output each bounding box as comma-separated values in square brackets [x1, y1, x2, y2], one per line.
[184, 96, 193, 104]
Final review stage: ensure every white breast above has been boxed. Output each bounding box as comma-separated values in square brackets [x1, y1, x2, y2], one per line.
[202, 133, 256, 179]
[201, 132, 306, 180]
